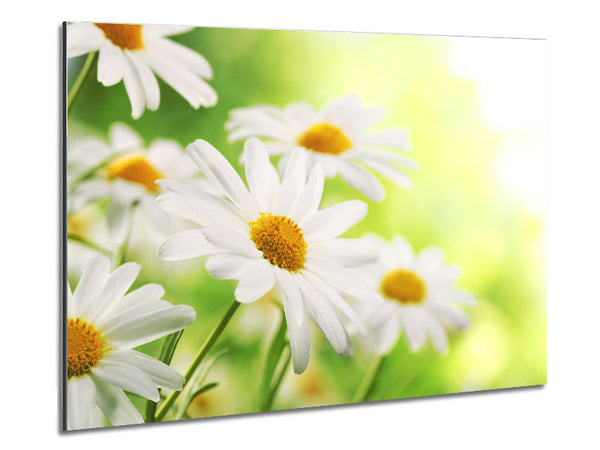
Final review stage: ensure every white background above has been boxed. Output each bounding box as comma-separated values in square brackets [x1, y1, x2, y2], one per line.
[1, 0, 598, 448]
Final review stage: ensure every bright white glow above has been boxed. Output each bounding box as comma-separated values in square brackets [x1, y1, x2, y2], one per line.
[448, 37, 546, 215]
[448, 37, 546, 130]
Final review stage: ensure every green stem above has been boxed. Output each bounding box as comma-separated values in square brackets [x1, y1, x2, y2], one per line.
[67, 52, 97, 112]
[353, 355, 387, 403]
[114, 201, 137, 266]
[67, 234, 113, 256]
[115, 238, 128, 267]
[258, 311, 288, 411]
[146, 330, 184, 423]
[154, 300, 241, 422]
[262, 348, 291, 412]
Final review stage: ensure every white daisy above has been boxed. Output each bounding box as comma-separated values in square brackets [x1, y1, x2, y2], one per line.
[156, 137, 383, 374]
[226, 94, 416, 201]
[67, 22, 217, 118]
[66, 256, 196, 430]
[69, 123, 207, 245]
[354, 235, 477, 355]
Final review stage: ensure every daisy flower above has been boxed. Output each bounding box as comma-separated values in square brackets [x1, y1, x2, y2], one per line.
[67, 22, 217, 118]
[156, 137, 383, 374]
[66, 256, 196, 430]
[354, 235, 477, 355]
[226, 94, 416, 201]
[69, 123, 207, 244]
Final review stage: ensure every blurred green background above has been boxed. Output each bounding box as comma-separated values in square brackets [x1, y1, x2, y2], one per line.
[67, 27, 546, 420]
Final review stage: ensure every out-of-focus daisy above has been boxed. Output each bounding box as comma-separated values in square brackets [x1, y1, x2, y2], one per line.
[226, 94, 415, 201]
[67, 203, 116, 279]
[69, 123, 206, 244]
[354, 235, 477, 355]
[156, 138, 383, 374]
[66, 256, 196, 430]
[67, 22, 217, 118]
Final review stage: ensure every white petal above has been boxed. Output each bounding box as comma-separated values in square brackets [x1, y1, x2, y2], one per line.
[70, 179, 111, 209]
[227, 106, 295, 142]
[348, 147, 417, 168]
[102, 300, 173, 333]
[244, 138, 280, 212]
[108, 350, 185, 390]
[142, 25, 194, 37]
[121, 283, 165, 307]
[320, 238, 379, 268]
[203, 224, 260, 258]
[72, 255, 111, 318]
[106, 197, 133, 245]
[158, 229, 220, 261]
[301, 200, 367, 242]
[67, 285, 74, 315]
[363, 159, 413, 189]
[93, 357, 159, 401]
[156, 192, 246, 232]
[284, 101, 317, 126]
[90, 262, 141, 325]
[423, 313, 448, 353]
[206, 253, 254, 280]
[359, 129, 411, 149]
[109, 123, 143, 152]
[89, 406, 105, 428]
[372, 312, 402, 355]
[67, 23, 104, 58]
[106, 304, 196, 349]
[401, 308, 427, 352]
[140, 196, 171, 240]
[156, 179, 214, 197]
[431, 302, 470, 329]
[277, 149, 306, 216]
[186, 140, 258, 218]
[390, 235, 415, 266]
[295, 275, 347, 354]
[234, 259, 276, 303]
[67, 375, 97, 431]
[91, 376, 143, 426]
[451, 290, 478, 306]
[97, 40, 126, 86]
[322, 96, 385, 133]
[437, 265, 462, 284]
[320, 94, 361, 122]
[141, 50, 217, 107]
[148, 37, 213, 79]
[274, 268, 304, 325]
[301, 270, 367, 335]
[338, 326, 355, 359]
[122, 58, 146, 119]
[415, 247, 446, 271]
[337, 161, 385, 202]
[289, 164, 324, 223]
[148, 140, 196, 180]
[305, 258, 383, 304]
[282, 292, 311, 374]
[112, 179, 147, 203]
[125, 50, 160, 111]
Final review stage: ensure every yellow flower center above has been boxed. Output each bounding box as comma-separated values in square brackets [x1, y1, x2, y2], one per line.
[297, 122, 353, 155]
[95, 23, 144, 50]
[380, 269, 426, 304]
[249, 213, 307, 272]
[105, 154, 164, 191]
[67, 213, 88, 239]
[67, 318, 110, 379]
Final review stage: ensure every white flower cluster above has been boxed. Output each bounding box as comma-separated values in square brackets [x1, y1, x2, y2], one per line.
[66, 23, 477, 430]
